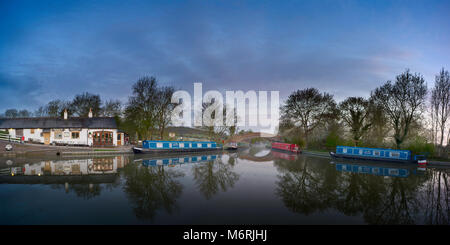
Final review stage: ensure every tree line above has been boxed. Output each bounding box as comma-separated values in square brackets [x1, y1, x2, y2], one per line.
[2, 68, 449, 157]
[0, 93, 122, 118]
[280, 68, 449, 157]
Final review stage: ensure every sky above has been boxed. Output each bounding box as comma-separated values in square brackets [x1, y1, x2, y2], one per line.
[0, 0, 449, 113]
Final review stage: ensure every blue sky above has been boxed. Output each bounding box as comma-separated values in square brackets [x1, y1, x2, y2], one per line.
[0, 0, 449, 112]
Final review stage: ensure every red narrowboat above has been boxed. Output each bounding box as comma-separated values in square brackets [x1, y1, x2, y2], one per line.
[271, 142, 301, 154]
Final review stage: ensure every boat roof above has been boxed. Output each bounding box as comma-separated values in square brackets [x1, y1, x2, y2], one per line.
[0, 117, 117, 129]
[143, 140, 216, 143]
[337, 145, 411, 153]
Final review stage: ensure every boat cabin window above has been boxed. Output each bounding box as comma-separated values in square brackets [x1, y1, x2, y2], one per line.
[390, 152, 400, 158]
[389, 169, 399, 175]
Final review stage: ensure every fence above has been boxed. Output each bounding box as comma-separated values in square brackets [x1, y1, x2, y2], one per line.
[0, 132, 22, 143]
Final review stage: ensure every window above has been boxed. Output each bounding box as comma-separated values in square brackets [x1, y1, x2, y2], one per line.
[71, 132, 80, 139]
[30, 129, 35, 134]
[54, 130, 63, 139]
[391, 152, 400, 158]
[117, 134, 121, 140]
[374, 151, 380, 156]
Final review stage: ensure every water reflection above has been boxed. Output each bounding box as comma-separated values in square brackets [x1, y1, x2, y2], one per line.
[122, 162, 184, 221]
[274, 156, 449, 224]
[123, 153, 239, 220]
[0, 156, 129, 176]
[422, 169, 450, 224]
[0, 148, 448, 224]
[192, 155, 239, 200]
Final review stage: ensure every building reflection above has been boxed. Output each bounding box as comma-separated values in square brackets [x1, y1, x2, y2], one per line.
[0, 156, 130, 199]
[0, 156, 130, 177]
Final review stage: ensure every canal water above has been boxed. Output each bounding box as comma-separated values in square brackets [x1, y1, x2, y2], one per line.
[0, 146, 448, 225]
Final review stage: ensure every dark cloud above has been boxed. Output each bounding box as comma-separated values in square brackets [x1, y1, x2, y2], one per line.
[0, 0, 449, 112]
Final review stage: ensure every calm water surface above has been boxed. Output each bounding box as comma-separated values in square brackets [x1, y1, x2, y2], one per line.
[0, 146, 448, 225]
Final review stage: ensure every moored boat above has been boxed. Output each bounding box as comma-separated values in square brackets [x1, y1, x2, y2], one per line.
[271, 142, 300, 154]
[133, 140, 221, 154]
[225, 142, 238, 150]
[329, 146, 426, 164]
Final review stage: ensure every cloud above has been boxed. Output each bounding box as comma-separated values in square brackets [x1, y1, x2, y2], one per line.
[0, 0, 448, 113]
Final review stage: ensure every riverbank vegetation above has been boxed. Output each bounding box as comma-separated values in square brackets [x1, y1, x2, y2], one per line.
[280, 68, 448, 160]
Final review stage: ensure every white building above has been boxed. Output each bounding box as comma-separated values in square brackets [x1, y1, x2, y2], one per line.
[0, 110, 125, 147]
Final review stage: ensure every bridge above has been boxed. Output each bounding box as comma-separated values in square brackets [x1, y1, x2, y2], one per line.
[225, 132, 280, 143]
[232, 149, 299, 162]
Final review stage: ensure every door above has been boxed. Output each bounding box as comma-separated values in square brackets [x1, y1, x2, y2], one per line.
[43, 132, 50, 145]
[117, 133, 122, 146]
[93, 131, 114, 146]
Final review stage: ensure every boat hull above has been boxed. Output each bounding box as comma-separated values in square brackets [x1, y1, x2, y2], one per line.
[329, 152, 416, 164]
[225, 146, 238, 151]
[271, 142, 301, 154]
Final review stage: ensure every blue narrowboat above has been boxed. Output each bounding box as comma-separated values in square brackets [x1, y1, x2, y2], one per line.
[133, 140, 221, 154]
[329, 146, 427, 164]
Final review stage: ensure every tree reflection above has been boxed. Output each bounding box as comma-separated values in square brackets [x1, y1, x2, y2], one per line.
[422, 169, 450, 225]
[50, 177, 121, 200]
[122, 163, 184, 221]
[274, 157, 446, 224]
[362, 177, 422, 224]
[192, 158, 239, 200]
[274, 157, 340, 214]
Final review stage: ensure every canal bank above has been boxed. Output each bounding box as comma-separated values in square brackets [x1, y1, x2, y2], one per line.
[0, 140, 133, 157]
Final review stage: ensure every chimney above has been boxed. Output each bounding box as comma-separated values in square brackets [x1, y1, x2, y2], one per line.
[64, 109, 68, 120]
[88, 108, 93, 118]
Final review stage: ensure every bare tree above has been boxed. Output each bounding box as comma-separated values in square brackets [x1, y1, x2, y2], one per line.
[124, 76, 159, 140]
[371, 69, 427, 149]
[70, 92, 102, 117]
[101, 99, 122, 117]
[155, 86, 175, 139]
[431, 68, 450, 152]
[339, 97, 372, 146]
[281, 88, 337, 148]
[44, 99, 71, 117]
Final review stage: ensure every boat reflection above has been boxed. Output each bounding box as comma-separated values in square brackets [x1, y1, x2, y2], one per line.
[333, 162, 410, 178]
[271, 150, 298, 161]
[140, 154, 219, 167]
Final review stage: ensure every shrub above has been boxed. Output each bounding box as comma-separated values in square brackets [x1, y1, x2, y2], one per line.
[405, 136, 435, 157]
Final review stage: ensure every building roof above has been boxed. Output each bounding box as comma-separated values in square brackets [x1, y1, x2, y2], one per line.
[0, 117, 117, 129]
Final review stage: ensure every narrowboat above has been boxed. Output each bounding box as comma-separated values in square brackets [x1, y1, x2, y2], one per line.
[329, 146, 427, 164]
[133, 140, 221, 154]
[271, 142, 301, 154]
[225, 142, 238, 150]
